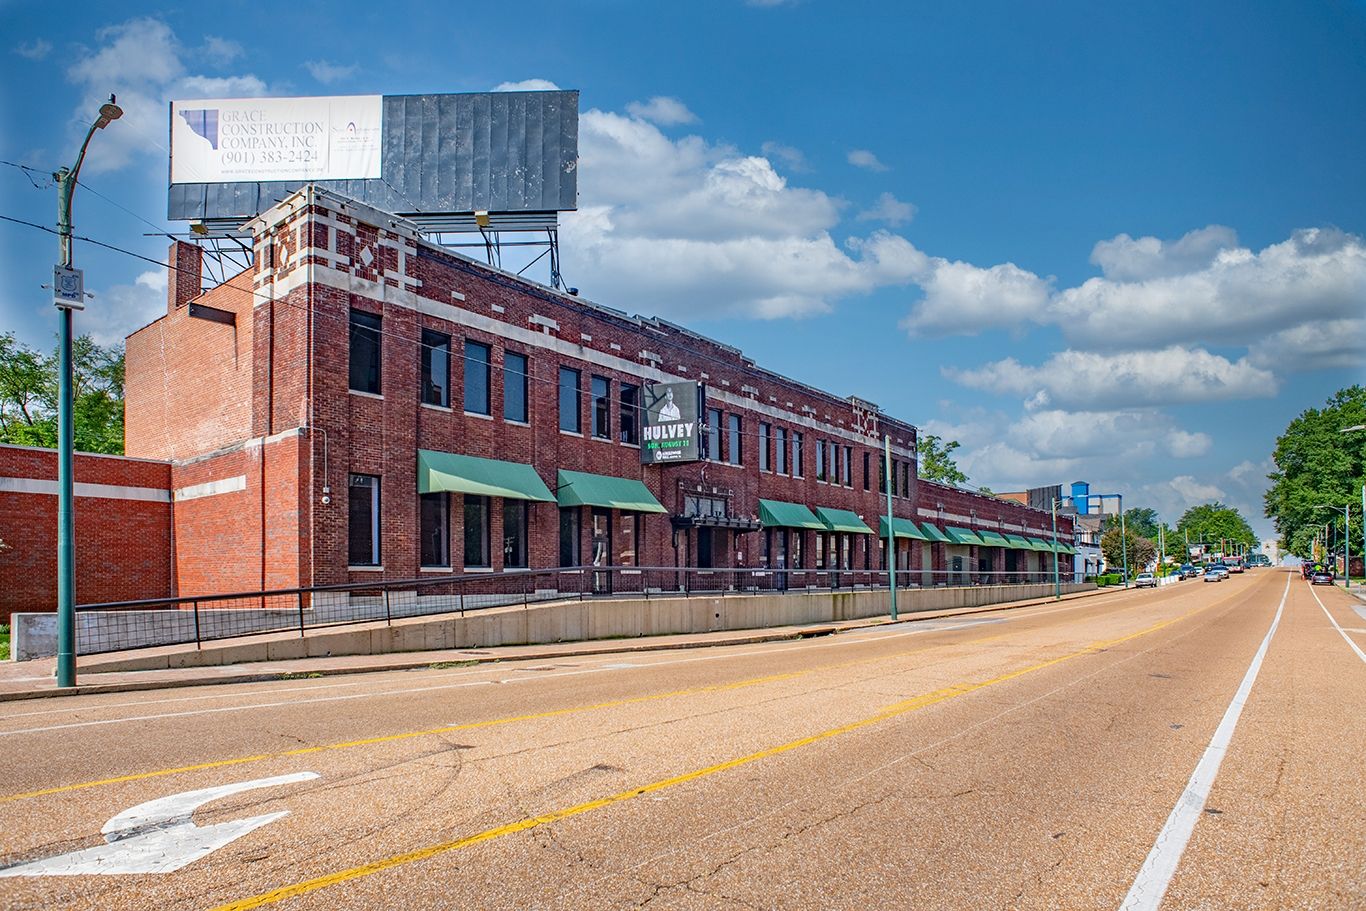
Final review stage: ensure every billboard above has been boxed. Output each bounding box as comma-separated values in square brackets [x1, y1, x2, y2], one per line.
[171, 96, 382, 184]
[641, 382, 703, 465]
[168, 90, 579, 225]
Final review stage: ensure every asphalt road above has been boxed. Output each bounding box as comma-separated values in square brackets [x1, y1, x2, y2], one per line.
[1, 569, 1362, 910]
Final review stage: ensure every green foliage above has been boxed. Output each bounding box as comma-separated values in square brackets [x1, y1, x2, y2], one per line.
[1264, 386, 1365, 559]
[1102, 507, 1162, 540]
[919, 434, 968, 486]
[0, 332, 124, 454]
[1174, 502, 1259, 555]
[1100, 527, 1156, 573]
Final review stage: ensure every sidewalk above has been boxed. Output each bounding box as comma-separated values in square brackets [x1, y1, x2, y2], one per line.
[0, 587, 1111, 702]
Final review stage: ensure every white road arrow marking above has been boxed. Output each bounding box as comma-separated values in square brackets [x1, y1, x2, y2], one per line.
[0, 772, 318, 876]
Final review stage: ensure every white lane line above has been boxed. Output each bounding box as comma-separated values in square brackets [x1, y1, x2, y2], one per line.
[1305, 583, 1366, 664]
[0, 588, 1152, 735]
[1118, 574, 1289, 911]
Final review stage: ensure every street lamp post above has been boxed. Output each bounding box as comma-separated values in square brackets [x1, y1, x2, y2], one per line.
[53, 95, 122, 689]
[1315, 503, 1351, 588]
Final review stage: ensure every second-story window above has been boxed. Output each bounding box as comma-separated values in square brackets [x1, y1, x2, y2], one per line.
[464, 340, 491, 415]
[775, 427, 787, 475]
[793, 431, 804, 477]
[863, 451, 870, 490]
[728, 414, 742, 465]
[591, 375, 611, 439]
[420, 330, 449, 407]
[348, 310, 382, 395]
[620, 383, 639, 445]
[559, 367, 581, 433]
[842, 445, 852, 486]
[815, 439, 825, 481]
[707, 408, 722, 460]
[503, 351, 528, 422]
[759, 422, 771, 471]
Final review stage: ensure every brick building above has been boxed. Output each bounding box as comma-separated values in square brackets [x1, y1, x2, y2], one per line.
[1, 184, 1073, 617]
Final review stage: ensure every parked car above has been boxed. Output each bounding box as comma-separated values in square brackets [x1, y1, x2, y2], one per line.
[1135, 572, 1157, 588]
[1203, 567, 1226, 583]
[1179, 563, 1199, 579]
[1311, 569, 1335, 585]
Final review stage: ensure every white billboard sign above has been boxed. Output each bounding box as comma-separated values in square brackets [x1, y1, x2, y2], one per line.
[170, 95, 382, 184]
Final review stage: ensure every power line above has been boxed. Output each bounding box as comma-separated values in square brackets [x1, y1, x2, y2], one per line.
[0, 209, 918, 448]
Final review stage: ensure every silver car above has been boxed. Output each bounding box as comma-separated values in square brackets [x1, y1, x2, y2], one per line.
[1135, 572, 1157, 588]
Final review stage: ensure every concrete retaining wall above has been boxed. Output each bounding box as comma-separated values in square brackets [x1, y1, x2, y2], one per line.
[67, 582, 1094, 673]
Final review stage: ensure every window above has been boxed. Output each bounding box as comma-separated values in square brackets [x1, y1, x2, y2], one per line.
[775, 427, 787, 475]
[503, 352, 528, 422]
[591, 375, 611, 439]
[842, 446, 852, 486]
[728, 414, 742, 465]
[792, 431, 803, 478]
[559, 507, 581, 566]
[863, 451, 870, 491]
[760, 423, 771, 471]
[421, 330, 450, 407]
[707, 408, 722, 461]
[559, 367, 581, 433]
[420, 493, 449, 566]
[903, 462, 911, 498]
[684, 495, 727, 518]
[503, 500, 528, 568]
[464, 340, 491, 415]
[815, 440, 825, 481]
[348, 474, 380, 566]
[620, 384, 640, 445]
[891, 460, 899, 497]
[828, 442, 838, 483]
[348, 311, 381, 394]
[463, 495, 490, 568]
[879, 456, 887, 494]
[791, 532, 804, 570]
[815, 533, 825, 570]
[618, 513, 641, 566]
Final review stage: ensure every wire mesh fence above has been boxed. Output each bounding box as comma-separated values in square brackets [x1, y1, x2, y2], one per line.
[72, 564, 1080, 656]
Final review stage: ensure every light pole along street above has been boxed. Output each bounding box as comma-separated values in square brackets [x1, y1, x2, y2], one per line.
[53, 95, 123, 689]
[1315, 502, 1351, 589]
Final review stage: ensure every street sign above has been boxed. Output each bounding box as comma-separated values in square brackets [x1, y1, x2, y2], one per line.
[52, 265, 85, 310]
[641, 381, 703, 464]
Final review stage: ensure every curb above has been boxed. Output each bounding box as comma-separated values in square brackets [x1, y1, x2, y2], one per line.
[0, 587, 1114, 702]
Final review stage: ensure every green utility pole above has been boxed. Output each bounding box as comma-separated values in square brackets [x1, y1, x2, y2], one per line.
[1050, 498, 1061, 601]
[884, 434, 897, 621]
[53, 96, 122, 689]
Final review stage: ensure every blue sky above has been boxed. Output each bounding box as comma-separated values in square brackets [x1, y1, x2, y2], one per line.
[2, 1, 1364, 540]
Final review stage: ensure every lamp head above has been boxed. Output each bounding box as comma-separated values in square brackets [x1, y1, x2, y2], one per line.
[95, 95, 123, 130]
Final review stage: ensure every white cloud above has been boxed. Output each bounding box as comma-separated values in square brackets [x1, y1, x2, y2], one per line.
[1166, 429, 1212, 458]
[626, 96, 698, 126]
[946, 346, 1278, 409]
[64, 18, 271, 174]
[1247, 318, 1366, 372]
[303, 60, 357, 84]
[847, 149, 888, 172]
[761, 141, 809, 172]
[492, 78, 560, 92]
[1089, 225, 1240, 281]
[559, 111, 925, 319]
[199, 36, 243, 66]
[857, 192, 916, 227]
[901, 259, 1052, 336]
[14, 39, 52, 61]
[87, 270, 167, 344]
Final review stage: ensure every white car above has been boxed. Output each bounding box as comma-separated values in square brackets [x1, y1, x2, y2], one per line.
[1134, 572, 1157, 588]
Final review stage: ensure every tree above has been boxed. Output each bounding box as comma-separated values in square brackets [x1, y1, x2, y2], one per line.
[1100, 527, 1156, 575]
[1264, 386, 1365, 559]
[1175, 502, 1259, 554]
[0, 332, 125, 454]
[1102, 507, 1162, 541]
[919, 434, 968, 486]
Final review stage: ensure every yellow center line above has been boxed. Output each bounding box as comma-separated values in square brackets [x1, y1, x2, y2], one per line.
[208, 608, 1203, 911]
[0, 583, 1238, 807]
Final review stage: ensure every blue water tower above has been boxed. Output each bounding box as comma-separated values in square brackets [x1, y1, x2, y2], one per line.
[1071, 481, 1090, 514]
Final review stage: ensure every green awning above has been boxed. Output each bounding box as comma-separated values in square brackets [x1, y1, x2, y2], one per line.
[946, 526, 986, 546]
[976, 530, 1012, 548]
[556, 470, 666, 513]
[815, 507, 873, 535]
[758, 499, 826, 530]
[920, 522, 954, 544]
[1004, 534, 1035, 550]
[418, 450, 554, 501]
[1027, 537, 1056, 552]
[879, 516, 929, 540]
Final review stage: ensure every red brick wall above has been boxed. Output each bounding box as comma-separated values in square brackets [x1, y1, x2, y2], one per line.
[0, 444, 172, 621]
[125, 262, 255, 460]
